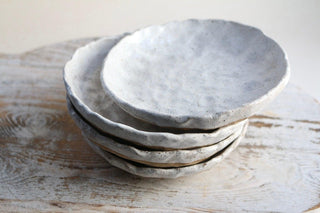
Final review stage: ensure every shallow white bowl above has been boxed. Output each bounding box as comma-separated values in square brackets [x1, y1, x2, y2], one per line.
[85, 122, 248, 178]
[101, 19, 290, 129]
[67, 98, 247, 167]
[64, 35, 246, 149]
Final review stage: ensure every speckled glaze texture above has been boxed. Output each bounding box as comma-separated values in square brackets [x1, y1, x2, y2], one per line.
[67, 98, 246, 167]
[63, 36, 246, 149]
[101, 19, 290, 129]
[85, 122, 248, 178]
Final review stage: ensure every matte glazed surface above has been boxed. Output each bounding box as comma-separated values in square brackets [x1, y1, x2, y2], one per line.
[64, 36, 246, 149]
[102, 19, 290, 129]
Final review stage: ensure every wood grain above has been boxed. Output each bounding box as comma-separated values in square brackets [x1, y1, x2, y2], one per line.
[0, 38, 319, 212]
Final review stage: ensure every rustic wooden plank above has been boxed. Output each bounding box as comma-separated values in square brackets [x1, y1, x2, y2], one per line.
[0, 38, 319, 212]
[0, 199, 203, 213]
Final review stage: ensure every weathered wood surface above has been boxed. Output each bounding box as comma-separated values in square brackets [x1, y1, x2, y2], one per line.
[0, 38, 319, 212]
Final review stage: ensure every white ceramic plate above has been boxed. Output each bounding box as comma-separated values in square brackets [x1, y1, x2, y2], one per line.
[67, 98, 247, 167]
[86, 122, 248, 178]
[64, 35, 246, 149]
[101, 19, 290, 129]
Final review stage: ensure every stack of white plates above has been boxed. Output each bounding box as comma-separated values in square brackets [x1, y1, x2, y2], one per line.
[64, 19, 289, 178]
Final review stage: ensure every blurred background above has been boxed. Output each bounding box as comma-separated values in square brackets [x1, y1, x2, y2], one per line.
[1, 0, 319, 100]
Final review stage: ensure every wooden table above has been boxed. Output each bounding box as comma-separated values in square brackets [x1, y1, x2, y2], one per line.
[0, 38, 319, 212]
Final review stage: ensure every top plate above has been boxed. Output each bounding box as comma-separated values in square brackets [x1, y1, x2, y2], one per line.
[101, 19, 290, 129]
